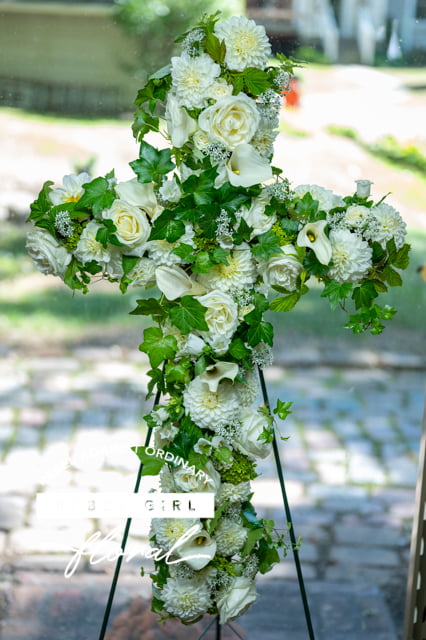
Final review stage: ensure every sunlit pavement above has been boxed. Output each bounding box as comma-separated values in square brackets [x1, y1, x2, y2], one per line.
[0, 345, 424, 639]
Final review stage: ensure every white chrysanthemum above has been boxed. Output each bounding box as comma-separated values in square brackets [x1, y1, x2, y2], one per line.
[197, 245, 256, 292]
[183, 378, 239, 430]
[162, 577, 211, 620]
[342, 204, 371, 229]
[147, 223, 195, 266]
[49, 172, 90, 206]
[74, 220, 111, 267]
[233, 370, 259, 406]
[171, 53, 220, 109]
[151, 518, 200, 551]
[215, 16, 271, 71]
[294, 184, 343, 213]
[369, 202, 407, 249]
[218, 481, 251, 505]
[127, 257, 156, 287]
[215, 518, 247, 556]
[328, 228, 372, 283]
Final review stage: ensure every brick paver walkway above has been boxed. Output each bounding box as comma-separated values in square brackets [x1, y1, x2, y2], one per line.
[0, 346, 424, 639]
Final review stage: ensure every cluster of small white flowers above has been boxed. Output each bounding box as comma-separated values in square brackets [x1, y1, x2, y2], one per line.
[217, 209, 232, 237]
[229, 287, 253, 308]
[224, 504, 243, 521]
[170, 563, 196, 580]
[242, 554, 259, 578]
[274, 69, 291, 91]
[258, 89, 282, 115]
[250, 343, 274, 368]
[54, 211, 74, 237]
[215, 418, 240, 441]
[205, 142, 230, 164]
[182, 28, 205, 56]
[214, 570, 233, 589]
[263, 180, 292, 202]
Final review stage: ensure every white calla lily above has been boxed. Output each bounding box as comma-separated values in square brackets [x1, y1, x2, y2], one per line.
[155, 265, 206, 300]
[297, 220, 332, 265]
[175, 527, 217, 570]
[199, 362, 239, 392]
[226, 144, 273, 188]
[166, 94, 198, 148]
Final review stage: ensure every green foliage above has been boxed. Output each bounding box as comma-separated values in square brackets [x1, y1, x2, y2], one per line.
[130, 141, 175, 184]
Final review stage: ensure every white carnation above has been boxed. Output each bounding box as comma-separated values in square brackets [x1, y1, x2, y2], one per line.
[328, 228, 373, 283]
[214, 16, 271, 71]
[171, 53, 220, 109]
[127, 257, 156, 287]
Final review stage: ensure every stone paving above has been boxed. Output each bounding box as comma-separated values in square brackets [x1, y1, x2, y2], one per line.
[0, 345, 425, 639]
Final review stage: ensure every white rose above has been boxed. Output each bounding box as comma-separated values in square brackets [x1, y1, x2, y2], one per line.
[166, 93, 197, 147]
[26, 229, 71, 278]
[207, 79, 233, 101]
[198, 290, 239, 354]
[102, 199, 150, 256]
[115, 179, 158, 213]
[198, 93, 260, 151]
[217, 576, 257, 623]
[234, 407, 273, 459]
[172, 461, 221, 494]
[243, 195, 276, 237]
[193, 129, 211, 152]
[259, 245, 303, 292]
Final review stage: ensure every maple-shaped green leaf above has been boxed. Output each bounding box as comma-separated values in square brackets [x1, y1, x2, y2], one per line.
[130, 298, 166, 321]
[149, 209, 185, 242]
[27, 181, 54, 222]
[181, 170, 217, 205]
[382, 265, 403, 287]
[243, 67, 271, 95]
[77, 176, 115, 214]
[139, 327, 177, 368]
[251, 230, 282, 260]
[192, 251, 213, 273]
[169, 296, 208, 334]
[320, 280, 353, 310]
[352, 281, 378, 309]
[247, 321, 274, 347]
[130, 141, 175, 183]
[391, 243, 410, 270]
[273, 399, 293, 420]
[132, 446, 165, 476]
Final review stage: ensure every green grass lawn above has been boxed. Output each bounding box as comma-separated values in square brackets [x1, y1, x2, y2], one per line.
[1, 221, 424, 353]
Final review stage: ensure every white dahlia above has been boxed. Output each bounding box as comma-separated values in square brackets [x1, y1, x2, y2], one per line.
[171, 53, 220, 109]
[369, 202, 407, 249]
[197, 245, 256, 293]
[214, 16, 271, 71]
[233, 370, 259, 406]
[214, 518, 247, 556]
[151, 518, 200, 551]
[74, 220, 111, 268]
[183, 378, 239, 430]
[49, 172, 90, 206]
[328, 228, 372, 283]
[218, 481, 252, 505]
[161, 577, 211, 620]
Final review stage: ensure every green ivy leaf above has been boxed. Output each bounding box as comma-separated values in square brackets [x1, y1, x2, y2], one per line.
[212, 248, 229, 265]
[139, 327, 177, 368]
[169, 296, 208, 334]
[229, 337, 252, 361]
[122, 255, 139, 275]
[192, 251, 213, 274]
[27, 181, 54, 222]
[132, 446, 165, 476]
[149, 210, 185, 242]
[130, 141, 175, 183]
[383, 265, 403, 287]
[273, 399, 293, 420]
[172, 243, 196, 263]
[352, 281, 378, 309]
[242, 528, 265, 557]
[130, 298, 166, 321]
[77, 176, 115, 214]
[258, 539, 280, 574]
[321, 280, 353, 311]
[247, 321, 274, 347]
[242, 67, 271, 95]
[181, 170, 217, 205]
[251, 230, 282, 261]
[165, 358, 192, 385]
[391, 243, 410, 270]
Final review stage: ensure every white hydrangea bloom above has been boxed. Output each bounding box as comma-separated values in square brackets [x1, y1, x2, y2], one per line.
[197, 245, 256, 293]
[214, 518, 248, 556]
[162, 577, 211, 620]
[183, 378, 240, 430]
[171, 53, 220, 109]
[369, 202, 407, 249]
[328, 228, 373, 283]
[215, 16, 271, 71]
[74, 220, 111, 268]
